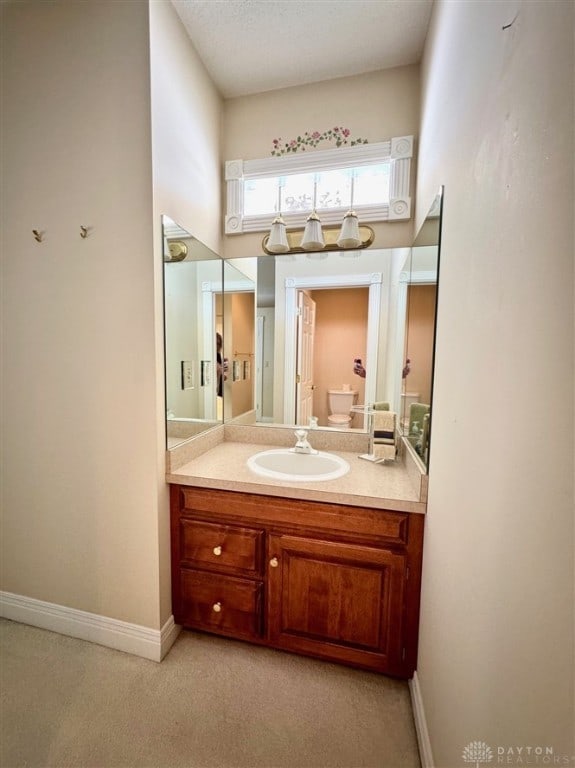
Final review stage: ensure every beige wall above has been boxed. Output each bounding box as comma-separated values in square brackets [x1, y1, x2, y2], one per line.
[222, 66, 421, 258]
[150, 1, 222, 254]
[150, 0, 223, 625]
[0, 0, 223, 631]
[0, 1, 159, 627]
[415, 0, 574, 764]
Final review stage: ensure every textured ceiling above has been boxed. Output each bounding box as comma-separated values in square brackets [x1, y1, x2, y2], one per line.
[171, 0, 434, 98]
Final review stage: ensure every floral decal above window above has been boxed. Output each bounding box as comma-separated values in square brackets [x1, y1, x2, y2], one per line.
[271, 127, 368, 156]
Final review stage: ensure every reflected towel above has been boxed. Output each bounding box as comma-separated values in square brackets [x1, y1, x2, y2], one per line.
[421, 412, 430, 457]
[372, 401, 390, 411]
[373, 410, 396, 461]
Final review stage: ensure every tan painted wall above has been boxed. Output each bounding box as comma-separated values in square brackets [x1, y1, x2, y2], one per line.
[150, 0, 223, 625]
[405, 284, 436, 406]
[150, 1, 222, 255]
[415, 0, 574, 763]
[0, 1, 159, 627]
[311, 289, 369, 427]
[0, 0, 222, 630]
[222, 66, 421, 258]
[229, 292, 255, 418]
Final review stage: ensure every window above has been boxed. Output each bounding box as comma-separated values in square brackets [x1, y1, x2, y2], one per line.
[225, 136, 413, 234]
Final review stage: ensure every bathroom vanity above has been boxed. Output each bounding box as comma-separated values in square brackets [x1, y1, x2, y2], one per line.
[168, 436, 426, 679]
[163, 189, 442, 679]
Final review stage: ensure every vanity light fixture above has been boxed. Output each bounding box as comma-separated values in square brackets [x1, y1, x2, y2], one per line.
[267, 215, 289, 253]
[300, 176, 325, 251]
[300, 210, 325, 251]
[336, 172, 362, 249]
[264, 171, 369, 255]
[336, 211, 361, 248]
[266, 184, 289, 254]
[262, 223, 374, 255]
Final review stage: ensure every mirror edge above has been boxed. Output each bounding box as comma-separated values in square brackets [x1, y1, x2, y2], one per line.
[401, 185, 444, 473]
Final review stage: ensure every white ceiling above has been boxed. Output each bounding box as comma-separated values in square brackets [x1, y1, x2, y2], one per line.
[171, 0, 434, 98]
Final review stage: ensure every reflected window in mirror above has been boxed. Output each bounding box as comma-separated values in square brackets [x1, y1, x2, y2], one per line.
[162, 215, 223, 449]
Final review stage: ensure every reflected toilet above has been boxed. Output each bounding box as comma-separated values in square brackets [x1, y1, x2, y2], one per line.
[327, 388, 358, 428]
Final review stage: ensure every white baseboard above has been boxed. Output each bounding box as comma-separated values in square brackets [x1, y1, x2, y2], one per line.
[409, 671, 435, 768]
[0, 591, 180, 662]
[160, 614, 181, 659]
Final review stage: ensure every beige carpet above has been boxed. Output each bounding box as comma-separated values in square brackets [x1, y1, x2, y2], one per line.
[0, 618, 421, 768]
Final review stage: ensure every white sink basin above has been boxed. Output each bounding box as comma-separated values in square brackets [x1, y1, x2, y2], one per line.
[247, 448, 350, 482]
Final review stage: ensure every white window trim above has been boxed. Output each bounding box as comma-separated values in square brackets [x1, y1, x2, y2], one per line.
[225, 136, 413, 235]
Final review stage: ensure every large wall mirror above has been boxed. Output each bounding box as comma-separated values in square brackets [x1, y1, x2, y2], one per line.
[163, 190, 443, 470]
[225, 247, 417, 432]
[162, 215, 223, 448]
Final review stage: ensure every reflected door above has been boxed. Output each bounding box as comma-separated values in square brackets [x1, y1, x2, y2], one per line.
[295, 290, 316, 425]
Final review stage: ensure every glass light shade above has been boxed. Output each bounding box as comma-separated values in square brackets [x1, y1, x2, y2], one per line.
[300, 211, 325, 251]
[267, 216, 289, 253]
[336, 210, 361, 248]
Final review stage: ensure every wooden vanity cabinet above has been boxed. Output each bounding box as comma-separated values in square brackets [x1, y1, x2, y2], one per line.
[170, 485, 424, 679]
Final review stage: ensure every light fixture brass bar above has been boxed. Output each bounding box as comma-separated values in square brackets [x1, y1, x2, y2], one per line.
[262, 224, 374, 255]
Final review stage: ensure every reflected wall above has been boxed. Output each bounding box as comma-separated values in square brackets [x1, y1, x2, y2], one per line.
[163, 215, 223, 447]
[400, 189, 443, 469]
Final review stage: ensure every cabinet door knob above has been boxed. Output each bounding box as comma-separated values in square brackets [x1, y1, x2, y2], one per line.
[212, 545, 222, 556]
[269, 556, 279, 568]
[212, 602, 222, 613]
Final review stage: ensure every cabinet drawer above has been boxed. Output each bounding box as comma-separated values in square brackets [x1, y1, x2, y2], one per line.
[179, 519, 263, 576]
[179, 569, 263, 641]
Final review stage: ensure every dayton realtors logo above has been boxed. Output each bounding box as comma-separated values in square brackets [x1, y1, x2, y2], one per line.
[463, 741, 574, 766]
[463, 741, 494, 767]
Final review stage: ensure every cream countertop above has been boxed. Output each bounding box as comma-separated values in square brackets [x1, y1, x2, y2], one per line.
[167, 441, 426, 515]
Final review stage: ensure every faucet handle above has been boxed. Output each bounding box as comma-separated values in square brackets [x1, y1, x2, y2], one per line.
[294, 429, 308, 441]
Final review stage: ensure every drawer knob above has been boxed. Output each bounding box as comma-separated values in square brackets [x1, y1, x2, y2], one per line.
[270, 556, 279, 568]
[212, 546, 222, 556]
[212, 602, 222, 613]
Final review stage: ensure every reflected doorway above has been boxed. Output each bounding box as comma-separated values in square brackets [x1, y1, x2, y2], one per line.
[284, 273, 382, 427]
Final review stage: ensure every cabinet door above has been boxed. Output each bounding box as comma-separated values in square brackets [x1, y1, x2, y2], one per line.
[267, 534, 406, 674]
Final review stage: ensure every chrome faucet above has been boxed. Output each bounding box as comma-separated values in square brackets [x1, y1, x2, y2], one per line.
[293, 429, 318, 454]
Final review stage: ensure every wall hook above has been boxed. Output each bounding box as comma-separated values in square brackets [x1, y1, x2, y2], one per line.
[32, 229, 43, 242]
[80, 226, 89, 239]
